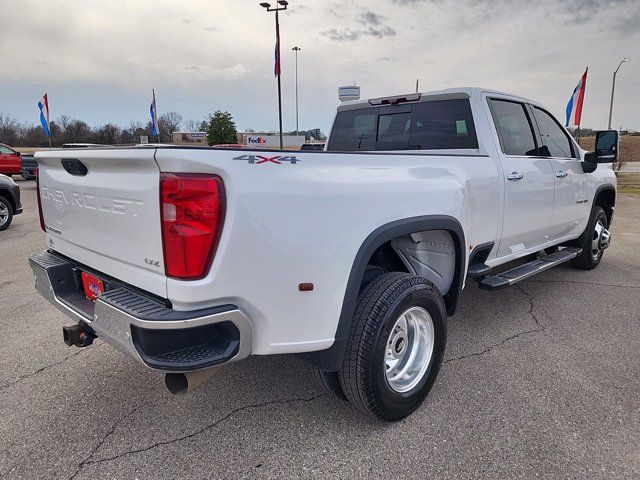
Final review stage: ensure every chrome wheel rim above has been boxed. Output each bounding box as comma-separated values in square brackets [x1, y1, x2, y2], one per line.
[0, 202, 8, 227]
[384, 306, 435, 393]
[591, 219, 609, 261]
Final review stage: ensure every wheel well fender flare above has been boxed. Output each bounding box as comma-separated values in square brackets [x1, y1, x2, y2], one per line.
[298, 215, 465, 371]
[0, 190, 15, 213]
[593, 184, 616, 224]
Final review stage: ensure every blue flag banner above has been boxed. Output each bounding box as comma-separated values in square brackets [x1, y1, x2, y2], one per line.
[150, 89, 159, 137]
[37, 93, 51, 137]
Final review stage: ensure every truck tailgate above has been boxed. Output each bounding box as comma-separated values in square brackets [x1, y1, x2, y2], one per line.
[35, 148, 167, 298]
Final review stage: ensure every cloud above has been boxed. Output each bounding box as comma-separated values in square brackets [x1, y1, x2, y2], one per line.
[368, 26, 397, 38]
[359, 10, 384, 25]
[559, 0, 640, 34]
[126, 58, 250, 80]
[322, 25, 396, 41]
[323, 10, 396, 42]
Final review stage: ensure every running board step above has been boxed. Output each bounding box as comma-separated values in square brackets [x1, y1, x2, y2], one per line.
[479, 247, 582, 291]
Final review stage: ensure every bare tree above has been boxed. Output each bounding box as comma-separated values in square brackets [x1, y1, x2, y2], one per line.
[120, 121, 146, 144]
[614, 138, 630, 173]
[0, 114, 22, 146]
[184, 119, 202, 132]
[0, 110, 243, 147]
[159, 112, 183, 141]
[95, 123, 121, 145]
[61, 118, 92, 144]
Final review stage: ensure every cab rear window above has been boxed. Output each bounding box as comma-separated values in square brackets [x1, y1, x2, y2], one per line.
[327, 99, 478, 151]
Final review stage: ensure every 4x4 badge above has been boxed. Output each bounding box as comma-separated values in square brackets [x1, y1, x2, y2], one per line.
[233, 154, 300, 165]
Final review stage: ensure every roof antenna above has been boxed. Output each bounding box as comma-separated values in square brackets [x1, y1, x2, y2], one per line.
[415, 78, 419, 93]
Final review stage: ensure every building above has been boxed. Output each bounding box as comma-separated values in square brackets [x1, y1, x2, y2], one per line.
[237, 132, 306, 149]
[171, 132, 208, 145]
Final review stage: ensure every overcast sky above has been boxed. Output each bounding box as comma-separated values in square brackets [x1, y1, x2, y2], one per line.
[1, 0, 638, 134]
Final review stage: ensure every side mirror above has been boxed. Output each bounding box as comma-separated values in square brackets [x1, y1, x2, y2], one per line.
[593, 130, 619, 163]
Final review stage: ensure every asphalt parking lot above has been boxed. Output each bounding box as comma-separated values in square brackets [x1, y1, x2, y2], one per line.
[1, 180, 639, 479]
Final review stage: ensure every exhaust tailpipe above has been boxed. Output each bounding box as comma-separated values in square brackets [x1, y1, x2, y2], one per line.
[165, 368, 218, 395]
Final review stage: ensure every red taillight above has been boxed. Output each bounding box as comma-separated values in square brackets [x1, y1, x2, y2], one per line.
[35, 167, 45, 231]
[160, 173, 225, 279]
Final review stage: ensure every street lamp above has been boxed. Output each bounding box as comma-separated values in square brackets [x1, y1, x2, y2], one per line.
[608, 57, 629, 129]
[259, 1, 288, 149]
[292, 46, 301, 134]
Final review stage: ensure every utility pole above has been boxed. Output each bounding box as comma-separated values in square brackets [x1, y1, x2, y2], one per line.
[260, 1, 288, 149]
[292, 46, 301, 134]
[608, 57, 629, 129]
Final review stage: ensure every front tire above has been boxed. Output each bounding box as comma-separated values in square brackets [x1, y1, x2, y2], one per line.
[572, 206, 609, 270]
[0, 196, 13, 231]
[339, 273, 447, 421]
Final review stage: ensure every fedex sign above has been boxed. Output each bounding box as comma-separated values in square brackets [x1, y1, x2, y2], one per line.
[243, 133, 305, 148]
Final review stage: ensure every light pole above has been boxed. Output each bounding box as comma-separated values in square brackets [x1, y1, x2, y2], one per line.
[260, 1, 288, 149]
[608, 57, 629, 129]
[292, 46, 301, 134]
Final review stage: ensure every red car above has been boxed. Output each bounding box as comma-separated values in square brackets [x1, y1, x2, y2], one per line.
[0, 144, 22, 176]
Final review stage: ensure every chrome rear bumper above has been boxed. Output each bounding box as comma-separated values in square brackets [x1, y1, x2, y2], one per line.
[29, 250, 252, 373]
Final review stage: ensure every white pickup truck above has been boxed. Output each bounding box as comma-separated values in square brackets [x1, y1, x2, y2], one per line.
[31, 88, 618, 421]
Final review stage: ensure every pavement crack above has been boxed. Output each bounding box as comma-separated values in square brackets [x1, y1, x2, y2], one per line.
[445, 283, 545, 364]
[444, 327, 542, 363]
[68, 407, 139, 480]
[85, 394, 326, 466]
[516, 283, 544, 331]
[0, 345, 98, 391]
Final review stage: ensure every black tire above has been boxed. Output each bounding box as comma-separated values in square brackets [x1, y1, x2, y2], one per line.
[0, 196, 13, 231]
[304, 362, 346, 400]
[361, 265, 386, 287]
[572, 206, 608, 270]
[339, 272, 447, 421]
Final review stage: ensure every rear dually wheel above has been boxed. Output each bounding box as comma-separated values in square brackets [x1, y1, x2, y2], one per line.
[338, 272, 447, 421]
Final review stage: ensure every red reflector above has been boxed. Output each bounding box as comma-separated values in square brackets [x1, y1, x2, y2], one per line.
[35, 167, 45, 232]
[160, 173, 225, 280]
[298, 283, 314, 291]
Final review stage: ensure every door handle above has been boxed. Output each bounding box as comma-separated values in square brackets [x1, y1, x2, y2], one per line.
[555, 171, 568, 178]
[507, 172, 524, 181]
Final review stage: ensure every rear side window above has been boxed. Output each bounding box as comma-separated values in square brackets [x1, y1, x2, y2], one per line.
[327, 99, 478, 151]
[489, 99, 538, 156]
[408, 100, 477, 150]
[327, 108, 377, 151]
